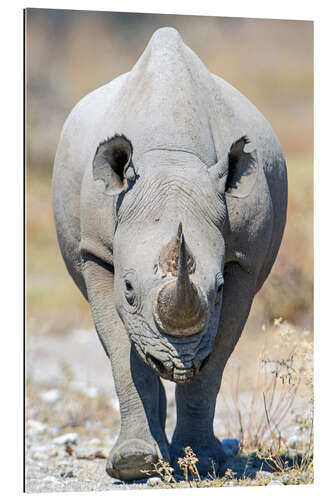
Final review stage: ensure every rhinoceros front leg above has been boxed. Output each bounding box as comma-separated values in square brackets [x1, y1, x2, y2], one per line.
[82, 258, 169, 480]
[170, 263, 256, 476]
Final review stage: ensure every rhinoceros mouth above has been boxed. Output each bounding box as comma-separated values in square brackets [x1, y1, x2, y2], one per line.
[145, 353, 169, 377]
[145, 352, 202, 384]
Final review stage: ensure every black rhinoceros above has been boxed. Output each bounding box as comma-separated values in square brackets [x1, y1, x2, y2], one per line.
[53, 27, 287, 480]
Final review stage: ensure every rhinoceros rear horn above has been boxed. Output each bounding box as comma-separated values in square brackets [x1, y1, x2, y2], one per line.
[93, 134, 134, 196]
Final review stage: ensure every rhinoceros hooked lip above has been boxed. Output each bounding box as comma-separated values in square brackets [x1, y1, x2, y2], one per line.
[145, 352, 201, 384]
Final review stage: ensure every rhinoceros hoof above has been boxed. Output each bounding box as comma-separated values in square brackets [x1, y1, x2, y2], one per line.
[106, 438, 160, 481]
[170, 439, 227, 478]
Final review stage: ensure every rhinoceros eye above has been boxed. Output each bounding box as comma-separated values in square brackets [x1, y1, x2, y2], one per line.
[124, 279, 136, 306]
[125, 280, 133, 292]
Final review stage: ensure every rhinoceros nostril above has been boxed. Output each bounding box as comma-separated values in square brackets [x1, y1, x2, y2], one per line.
[146, 353, 168, 376]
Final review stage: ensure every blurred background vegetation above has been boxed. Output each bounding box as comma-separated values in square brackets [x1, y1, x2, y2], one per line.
[26, 8, 313, 336]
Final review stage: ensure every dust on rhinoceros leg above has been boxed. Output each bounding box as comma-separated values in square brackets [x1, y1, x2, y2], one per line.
[52, 27, 287, 481]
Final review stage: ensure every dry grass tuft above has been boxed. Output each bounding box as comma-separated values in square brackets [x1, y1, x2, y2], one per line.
[221, 319, 313, 453]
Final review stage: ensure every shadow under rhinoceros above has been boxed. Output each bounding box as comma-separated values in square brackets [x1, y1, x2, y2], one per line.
[113, 450, 308, 485]
[223, 451, 308, 480]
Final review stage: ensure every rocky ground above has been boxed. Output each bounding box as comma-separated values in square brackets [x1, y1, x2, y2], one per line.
[25, 328, 313, 492]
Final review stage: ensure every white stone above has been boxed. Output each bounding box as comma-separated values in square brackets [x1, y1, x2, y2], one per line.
[147, 477, 163, 487]
[43, 476, 59, 484]
[268, 480, 284, 486]
[60, 467, 74, 478]
[110, 477, 123, 485]
[41, 389, 61, 403]
[256, 470, 274, 480]
[32, 452, 48, 461]
[287, 435, 303, 449]
[89, 438, 102, 446]
[27, 419, 46, 433]
[53, 432, 78, 445]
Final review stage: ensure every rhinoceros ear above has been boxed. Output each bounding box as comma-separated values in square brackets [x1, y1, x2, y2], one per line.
[93, 134, 135, 196]
[225, 136, 257, 198]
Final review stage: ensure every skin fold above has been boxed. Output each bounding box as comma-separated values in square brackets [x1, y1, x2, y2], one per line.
[52, 27, 287, 480]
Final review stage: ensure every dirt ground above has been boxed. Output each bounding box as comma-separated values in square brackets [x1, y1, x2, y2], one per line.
[25, 325, 313, 492]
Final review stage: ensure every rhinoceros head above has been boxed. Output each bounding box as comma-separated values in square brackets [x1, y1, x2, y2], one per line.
[93, 133, 254, 384]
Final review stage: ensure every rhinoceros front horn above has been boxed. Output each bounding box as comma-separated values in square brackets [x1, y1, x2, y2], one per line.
[153, 223, 208, 336]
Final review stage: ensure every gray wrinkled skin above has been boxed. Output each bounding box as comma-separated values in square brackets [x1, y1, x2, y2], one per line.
[52, 28, 287, 480]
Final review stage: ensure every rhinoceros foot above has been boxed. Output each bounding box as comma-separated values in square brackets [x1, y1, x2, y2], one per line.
[170, 436, 227, 479]
[106, 438, 162, 481]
